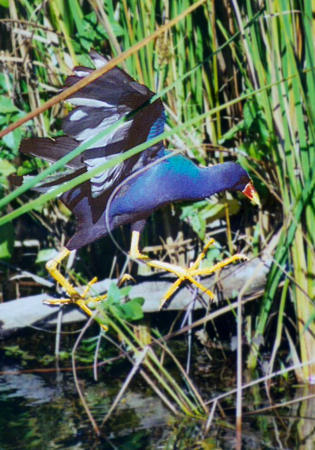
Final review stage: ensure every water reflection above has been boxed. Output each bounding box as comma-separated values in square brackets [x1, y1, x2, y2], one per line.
[0, 353, 314, 448]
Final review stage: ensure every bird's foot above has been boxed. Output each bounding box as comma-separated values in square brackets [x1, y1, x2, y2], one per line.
[144, 238, 248, 308]
[44, 249, 135, 330]
[44, 248, 80, 302]
[43, 249, 107, 319]
[45, 251, 104, 302]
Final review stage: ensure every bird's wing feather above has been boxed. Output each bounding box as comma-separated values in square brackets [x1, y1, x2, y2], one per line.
[19, 52, 165, 199]
[62, 53, 165, 197]
[20, 136, 84, 168]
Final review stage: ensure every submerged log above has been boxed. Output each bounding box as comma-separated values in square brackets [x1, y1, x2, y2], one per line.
[0, 257, 270, 337]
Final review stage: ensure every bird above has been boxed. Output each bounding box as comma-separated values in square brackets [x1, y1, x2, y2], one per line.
[19, 52, 260, 309]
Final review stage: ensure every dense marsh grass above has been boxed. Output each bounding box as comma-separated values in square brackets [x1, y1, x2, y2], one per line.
[0, 0, 314, 417]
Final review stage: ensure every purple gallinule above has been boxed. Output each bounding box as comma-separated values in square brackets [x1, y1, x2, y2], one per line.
[20, 52, 260, 309]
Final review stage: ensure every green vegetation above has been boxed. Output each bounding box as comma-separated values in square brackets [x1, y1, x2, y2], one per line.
[0, 0, 314, 426]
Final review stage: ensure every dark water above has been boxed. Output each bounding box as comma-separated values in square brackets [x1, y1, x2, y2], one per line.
[0, 330, 314, 449]
[0, 362, 171, 449]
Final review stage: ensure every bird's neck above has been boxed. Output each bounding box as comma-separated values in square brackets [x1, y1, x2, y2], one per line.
[185, 165, 230, 200]
[161, 157, 230, 202]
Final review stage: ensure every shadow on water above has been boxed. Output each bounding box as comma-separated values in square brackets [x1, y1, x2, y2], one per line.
[0, 328, 314, 449]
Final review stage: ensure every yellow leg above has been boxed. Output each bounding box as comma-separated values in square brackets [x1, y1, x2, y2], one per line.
[44, 249, 135, 331]
[44, 249, 107, 331]
[45, 248, 79, 299]
[128, 231, 248, 309]
[44, 248, 107, 306]
[46, 236, 247, 316]
[129, 230, 149, 259]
